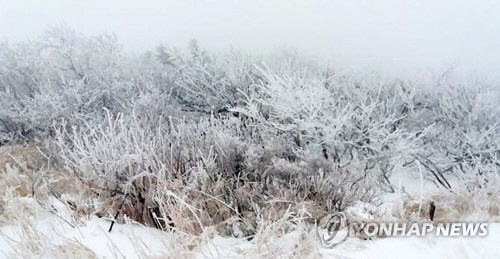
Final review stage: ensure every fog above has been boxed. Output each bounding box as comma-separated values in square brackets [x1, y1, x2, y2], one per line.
[1, 0, 500, 79]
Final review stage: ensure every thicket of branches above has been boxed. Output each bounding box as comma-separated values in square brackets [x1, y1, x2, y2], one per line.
[1, 27, 499, 235]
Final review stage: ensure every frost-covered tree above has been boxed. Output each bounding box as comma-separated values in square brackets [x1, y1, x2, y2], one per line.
[1, 27, 499, 234]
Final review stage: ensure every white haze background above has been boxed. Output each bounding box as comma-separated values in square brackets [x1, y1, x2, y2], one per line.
[1, 0, 499, 79]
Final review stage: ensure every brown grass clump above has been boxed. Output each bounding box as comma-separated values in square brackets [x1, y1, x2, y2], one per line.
[398, 190, 500, 223]
[0, 144, 87, 221]
[0, 145, 46, 196]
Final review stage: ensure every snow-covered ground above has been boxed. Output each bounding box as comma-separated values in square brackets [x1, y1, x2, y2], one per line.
[2, 208, 499, 258]
[1, 172, 498, 259]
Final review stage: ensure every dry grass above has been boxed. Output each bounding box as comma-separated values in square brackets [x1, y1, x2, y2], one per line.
[0, 145, 89, 222]
[0, 144, 326, 258]
[398, 190, 500, 223]
[1, 144, 499, 258]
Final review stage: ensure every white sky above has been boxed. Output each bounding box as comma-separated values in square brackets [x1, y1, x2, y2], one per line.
[1, 0, 500, 79]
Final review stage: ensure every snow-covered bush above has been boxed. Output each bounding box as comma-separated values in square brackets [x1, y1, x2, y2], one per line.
[0, 26, 124, 140]
[53, 110, 377, 234]
[398, 75, 500, 190]
[2, 27, 499, 236]
[233, 66, 425, 191]
[0, 26, 181, 143]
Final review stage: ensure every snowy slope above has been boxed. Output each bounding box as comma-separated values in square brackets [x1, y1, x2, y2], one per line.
[1, 210, 499, 258]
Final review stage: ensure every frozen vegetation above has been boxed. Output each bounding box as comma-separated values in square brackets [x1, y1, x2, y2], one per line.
[0, 27, 499, 258]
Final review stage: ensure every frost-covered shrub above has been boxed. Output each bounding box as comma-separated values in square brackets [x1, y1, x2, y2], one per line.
[0, 26, 185, 143]
[2, 27, 500, 235]
[162, 44, 262, 115]
[397, 76, 500, 189]
[0, 26, 130, 141]
[233, 67, 422, 189]
[53, 110, 378, 233]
